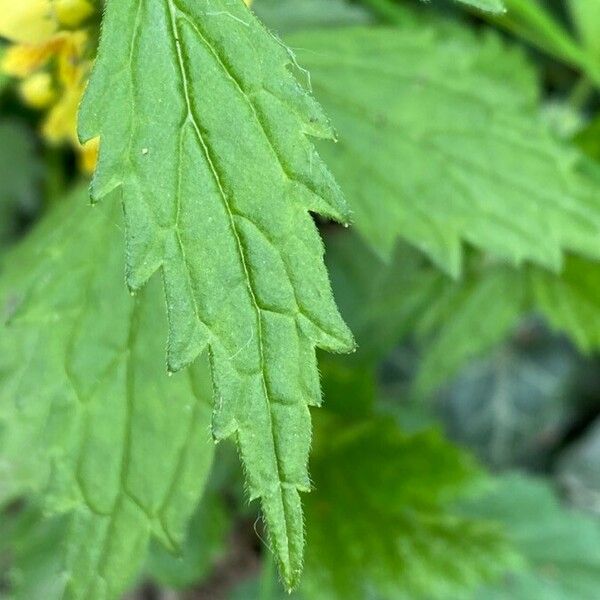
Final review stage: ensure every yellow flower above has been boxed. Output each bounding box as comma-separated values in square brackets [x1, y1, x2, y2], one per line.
[2, 37, 65, 78]
[80, 138, 99, 174]
[19, 71, 56, 108]
[0, 0, 94, 43]
[1, 0, 97, 173]
[54, 0, 95, 28]
[0, 0, 56, 44]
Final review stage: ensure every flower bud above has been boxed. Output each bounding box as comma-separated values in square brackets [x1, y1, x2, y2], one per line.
[19, 71, 56, 108]
[55, 0, 94, 28]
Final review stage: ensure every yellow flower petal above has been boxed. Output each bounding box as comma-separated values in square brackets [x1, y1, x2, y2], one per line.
[19, 71, 56, 108]
[0, 0, 57, 44]
[55, 0, 94, 28]
[55, 30, 89, 86]
[2, 40, 60, 77]
[42, 83, 80, 143]
[79, 137, 99, 174]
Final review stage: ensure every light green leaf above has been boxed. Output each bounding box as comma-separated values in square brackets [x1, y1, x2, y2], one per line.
[455, 0, 506, 13]
[79, 0, 354, 588]
[289, 25, 600, 276]
[325, 230, 600, 396]
[303, 415, 517, 599]
[325, 231, 440, 363]
[530, 256, 600, 353]
[0, 188, 215, 599]
[254, 0, 370, 34]
[146, 490, 230, 590]
[0, 504, 67, 600]
[414, 267, 527, 395]
[465, 474, 600, 599]
[568, 0, 600, 60]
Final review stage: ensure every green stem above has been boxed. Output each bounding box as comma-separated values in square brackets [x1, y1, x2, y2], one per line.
[482, 1, 600, 89]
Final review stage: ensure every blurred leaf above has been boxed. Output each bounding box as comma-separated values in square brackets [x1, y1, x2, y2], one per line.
[302, 415, 517, 599]
[0, 188, 215, 599]
[464, 474, 600, 599]
[558, 416, 600, 515]
[485, 0, 600, 82]
[438, 332, 579, 468]
[531, 256, 600, 352]
[415, 267, 526, 395]
[326, 230, 600, 397]
[0, 504, 67, 600]
[576, 114, 600, 161]
[326, 232, 439, 363]
[146, 491, 230, 590]
[0, 121, 40, 246]
[319, 357, 377, 418]
[568, 0, 600, 60]
[456, 0, 505, 13]
[254, 0, 370, 33]
[290, 24, 600, 277]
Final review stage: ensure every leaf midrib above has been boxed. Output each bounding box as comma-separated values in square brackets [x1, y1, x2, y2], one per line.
[164, 0, 295, 567]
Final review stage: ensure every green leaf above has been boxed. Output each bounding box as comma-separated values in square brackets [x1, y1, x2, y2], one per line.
[303, 415, 517, 599]
[146, 490, 230, 590]
[325, 230, 600, 395]
[325, 230, 527, 389]
[455, 0, 506, 13]
[414, 266, 527, 395]
[0, 187, 215, 599]
[79, 0, 354, 588]
[289, 25, 600, 276]
[464, 474, 600, 599]
[568, 0, 600, 60]
[325, 231, 440, 363]
[0, 504, 67, 600]
[530, 256, 600, 353]
[438, 334, 578, 468]
[576, 115, 600, 161]
[254, 0, 370, 34]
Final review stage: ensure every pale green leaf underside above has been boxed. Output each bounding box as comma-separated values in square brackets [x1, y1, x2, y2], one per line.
[79, 0, 353, 587]
[290, 26, 600, 277]
[0, 188, 214, 599]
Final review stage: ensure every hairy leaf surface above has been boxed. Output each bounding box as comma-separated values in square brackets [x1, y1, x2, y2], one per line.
[0, 188, 214, 599]
[290, 25, 600, 276]
[79, 0, 354, 587]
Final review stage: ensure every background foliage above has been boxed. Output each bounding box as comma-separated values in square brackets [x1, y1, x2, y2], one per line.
[2, 0, 600, 598]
